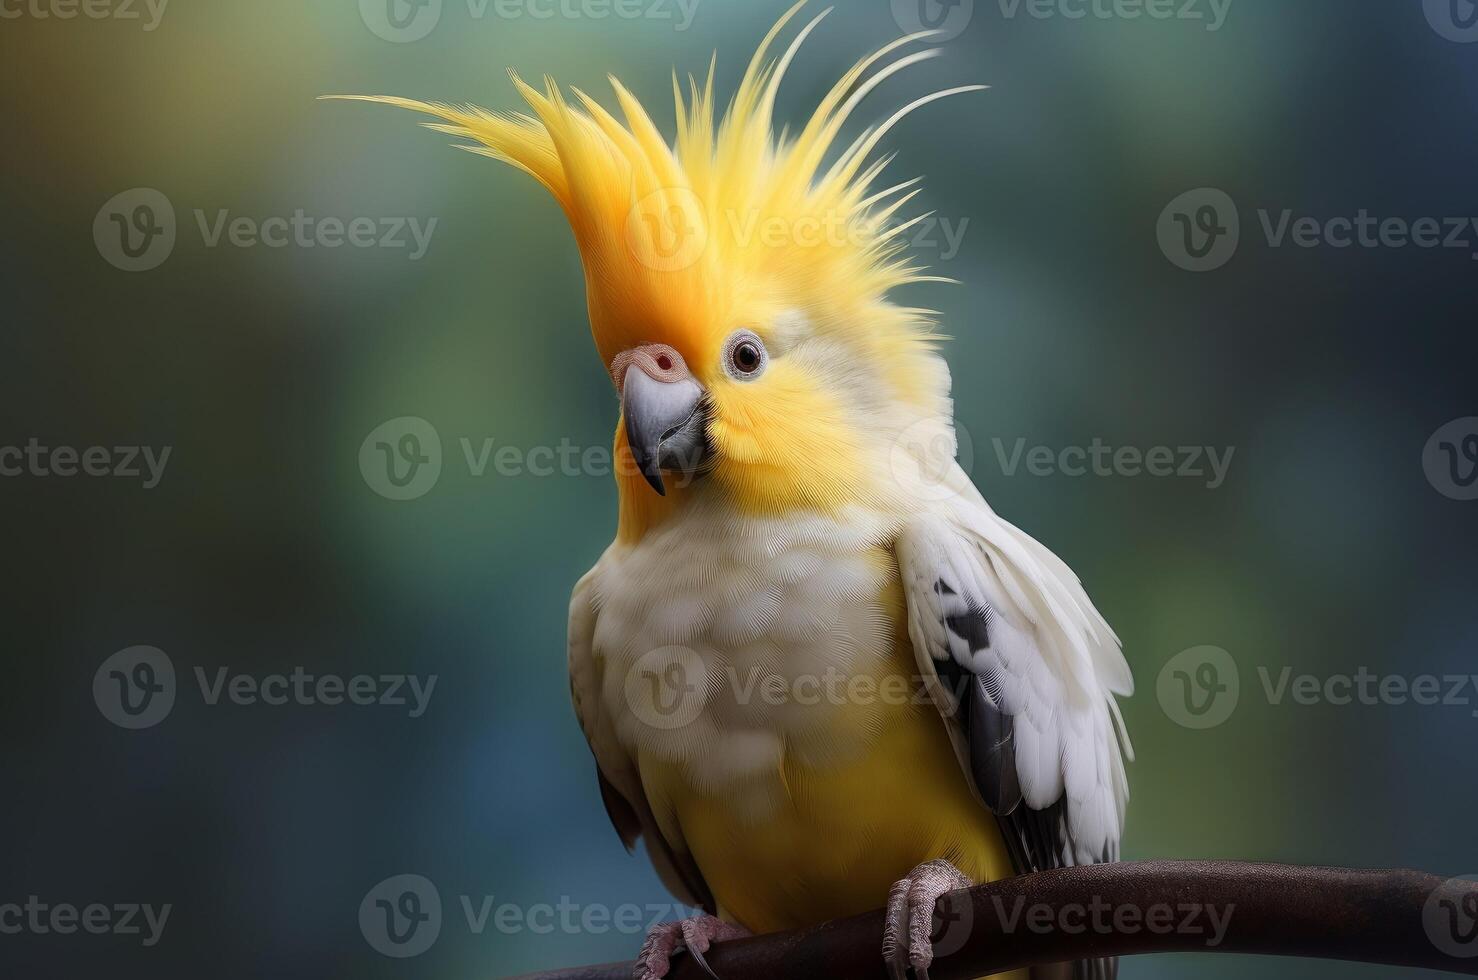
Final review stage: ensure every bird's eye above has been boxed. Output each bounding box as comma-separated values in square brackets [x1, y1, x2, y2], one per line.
[723, 331, 768, 381]
[733, 342, 762, 372]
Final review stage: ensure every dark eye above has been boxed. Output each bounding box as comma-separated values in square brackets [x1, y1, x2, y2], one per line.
[723, 331, 768, 381]
[732, 341, 762, 373]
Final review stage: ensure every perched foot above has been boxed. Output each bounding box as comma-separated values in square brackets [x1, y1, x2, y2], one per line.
[634, 913, 750, 980]
[882, 859, 974, 980]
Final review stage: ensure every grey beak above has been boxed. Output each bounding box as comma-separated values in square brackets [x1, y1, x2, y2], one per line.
[622, 367, 708, 496]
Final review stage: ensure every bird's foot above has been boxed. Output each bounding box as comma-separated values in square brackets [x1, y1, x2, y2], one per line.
[882, 859, 974, 980]
[634, 913, 749, 980]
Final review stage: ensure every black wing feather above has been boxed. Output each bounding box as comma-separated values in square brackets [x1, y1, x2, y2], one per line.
[933, 577, 1117, 980]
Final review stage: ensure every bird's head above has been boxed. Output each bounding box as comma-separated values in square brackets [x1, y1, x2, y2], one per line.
[333, 2, 982, 540]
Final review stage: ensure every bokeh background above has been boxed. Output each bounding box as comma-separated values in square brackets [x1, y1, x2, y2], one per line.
[3, 0, 1477, 977]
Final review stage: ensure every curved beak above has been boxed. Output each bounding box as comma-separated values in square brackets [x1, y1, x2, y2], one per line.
[621, 366, 708, 496]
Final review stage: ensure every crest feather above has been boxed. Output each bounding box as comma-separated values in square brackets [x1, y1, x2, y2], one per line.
[324, 1, 984, 364]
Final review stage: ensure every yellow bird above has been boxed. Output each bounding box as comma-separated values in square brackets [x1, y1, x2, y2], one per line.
[335, 5, 1133, 977]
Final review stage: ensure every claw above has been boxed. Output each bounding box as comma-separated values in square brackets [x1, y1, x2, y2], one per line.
[686, 945, 721, 980]
[635, 913, 749, 980]
[635, 921, 684, 980]
[883, 876, 911, 980]
[881, 859, 973, 979]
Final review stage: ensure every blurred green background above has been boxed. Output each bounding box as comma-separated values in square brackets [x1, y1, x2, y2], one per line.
[3, 0, 1477, 977]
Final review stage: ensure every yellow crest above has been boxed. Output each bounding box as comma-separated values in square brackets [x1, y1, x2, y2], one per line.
[328, 2, 982, 372]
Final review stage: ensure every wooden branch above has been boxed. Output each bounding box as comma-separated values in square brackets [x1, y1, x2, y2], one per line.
[507, 861, 1478, 979]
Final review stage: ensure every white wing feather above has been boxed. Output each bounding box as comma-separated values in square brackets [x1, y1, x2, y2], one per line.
[897, 461, 1133, 866]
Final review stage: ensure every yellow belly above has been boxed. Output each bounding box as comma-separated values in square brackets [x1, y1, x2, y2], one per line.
[664, 692, 1012, 931]
[626, 554, 1027, 977]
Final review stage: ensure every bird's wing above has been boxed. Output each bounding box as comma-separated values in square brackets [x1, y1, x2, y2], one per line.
[568, 566, 716, 914]
[895, 469, 1133, 980]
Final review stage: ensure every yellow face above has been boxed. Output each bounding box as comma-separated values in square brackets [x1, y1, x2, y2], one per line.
[347, 4, 975, 538]
[602, 276, 949, 543]
[605, 295, 867, 538]
[698, 322, 866, 516]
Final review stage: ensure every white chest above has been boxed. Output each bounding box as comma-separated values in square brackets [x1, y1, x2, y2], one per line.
[588, 506, 903, 800]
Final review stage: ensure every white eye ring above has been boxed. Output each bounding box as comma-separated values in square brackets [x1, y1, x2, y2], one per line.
[722, 330, 768, 381]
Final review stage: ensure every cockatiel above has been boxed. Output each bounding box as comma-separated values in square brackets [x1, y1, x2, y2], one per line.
[335, 4, 1133, 978]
